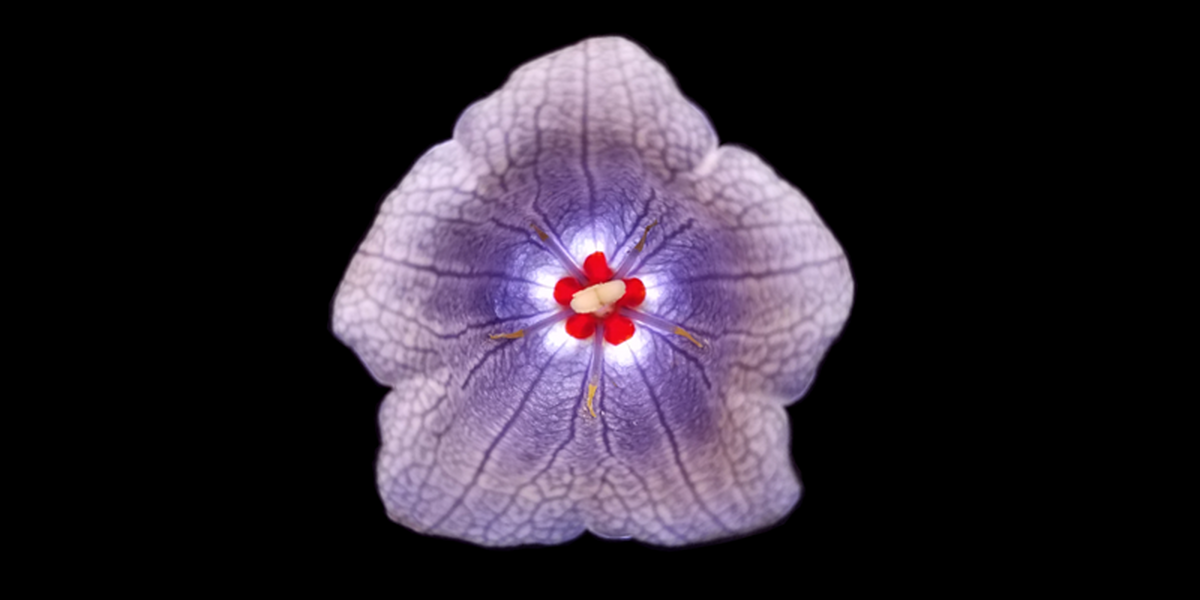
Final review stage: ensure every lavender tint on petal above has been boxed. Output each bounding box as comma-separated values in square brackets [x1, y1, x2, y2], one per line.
[332, 37, 853, 546]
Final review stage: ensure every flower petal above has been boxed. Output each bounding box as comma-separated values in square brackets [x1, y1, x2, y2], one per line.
[453, 37, 717, 187]
[333, 37, 852, 546]
[632, 146, 854, 400]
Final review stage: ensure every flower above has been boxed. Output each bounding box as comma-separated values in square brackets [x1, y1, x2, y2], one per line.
[332, 37, 853, 546]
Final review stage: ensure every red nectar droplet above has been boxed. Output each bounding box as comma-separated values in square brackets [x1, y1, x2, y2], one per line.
[618, 278, 645, 307]
[582, 252, 613, 285]
[565, 314, 596, 339]
[554, 277, 584, 306]
[603, 314, 636, 345]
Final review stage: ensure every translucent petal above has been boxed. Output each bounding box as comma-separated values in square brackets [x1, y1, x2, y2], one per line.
[332, 37, 852, 546]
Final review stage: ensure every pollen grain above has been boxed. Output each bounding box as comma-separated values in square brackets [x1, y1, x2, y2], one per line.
[489, 330, 525, 340]
[674, 326, 703, 348]
[586, 383, 598, 418]
[633, 220, 658, 253]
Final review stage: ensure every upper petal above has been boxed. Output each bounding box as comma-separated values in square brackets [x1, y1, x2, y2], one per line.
[453, 37, 717, 186]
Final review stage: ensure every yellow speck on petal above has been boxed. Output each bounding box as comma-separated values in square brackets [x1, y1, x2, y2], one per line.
[489, 330, 525, 340]
[634, 220, 658, 252]
[674, 326, 703, 348]
[530, 222, 549, 241]
[586, 384, 597, 418]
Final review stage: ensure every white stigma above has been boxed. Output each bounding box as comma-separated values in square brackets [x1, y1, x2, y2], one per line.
[570, 280, 625, 316]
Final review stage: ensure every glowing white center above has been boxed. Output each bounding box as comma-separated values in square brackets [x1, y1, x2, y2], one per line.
[570, 280, 625, 316]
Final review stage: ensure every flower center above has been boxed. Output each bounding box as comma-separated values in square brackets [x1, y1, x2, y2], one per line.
[551, 251, 646, 345]
[487, 221, 704, 419]
[569, 280, 625, 317]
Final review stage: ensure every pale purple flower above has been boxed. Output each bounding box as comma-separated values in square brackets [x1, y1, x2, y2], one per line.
[332, 37, 852, 546]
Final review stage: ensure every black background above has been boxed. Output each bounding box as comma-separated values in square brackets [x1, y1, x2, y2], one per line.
[16, 4, 1149, 587]
[226, 14, 1009, 580]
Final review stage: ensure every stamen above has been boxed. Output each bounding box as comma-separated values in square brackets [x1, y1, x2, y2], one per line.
[673, 327, 704, 348]
[530, 222, 587, 281]
[489, 310, 570, 340]
[634, 220, 658, 253]
[614, 219, 657, 278]
[620, 308, 705, 348]
[586, 330, 605, 417]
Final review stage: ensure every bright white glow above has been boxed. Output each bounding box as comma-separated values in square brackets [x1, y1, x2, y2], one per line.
[636, 273, 663, 313]
[542, 318, 580, 353]
[607, 322, 653, 367]
[566, 231, 607, 264]
[530, 264, 563, 305]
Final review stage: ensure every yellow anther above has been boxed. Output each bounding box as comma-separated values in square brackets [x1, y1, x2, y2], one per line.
[530, 223, 549, 241]
[586, 384, 598, 417]
[674, 326, 703, 348]
[633, 220, 658, 252]
[489, 330, 525, 340]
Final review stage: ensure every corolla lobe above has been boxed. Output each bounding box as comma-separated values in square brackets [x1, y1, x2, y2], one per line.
[332, 36, 853, 546]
